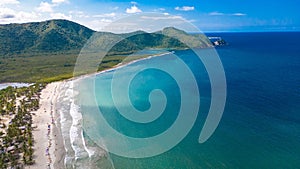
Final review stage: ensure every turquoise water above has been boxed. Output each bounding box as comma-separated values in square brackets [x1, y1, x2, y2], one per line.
[79, 32, 300, 168]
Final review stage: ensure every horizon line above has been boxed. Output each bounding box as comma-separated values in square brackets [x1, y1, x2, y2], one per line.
[1, 19, 299, 34]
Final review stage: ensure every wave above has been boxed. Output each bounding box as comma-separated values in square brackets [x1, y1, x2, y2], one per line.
[81, 129, 94, 158]
[56, 81, 88, 168]
[53, 52, 175, 168]
[55, 80, 114, 169]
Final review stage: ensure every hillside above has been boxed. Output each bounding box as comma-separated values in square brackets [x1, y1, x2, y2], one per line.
[0, 20, 95, 56]
[0, 19, 212, 82]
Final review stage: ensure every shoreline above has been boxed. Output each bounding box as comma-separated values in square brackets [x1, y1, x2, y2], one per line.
[68, 50, 174, 82]
[25, 82, 65, 169]
[24, 50, 174, 168]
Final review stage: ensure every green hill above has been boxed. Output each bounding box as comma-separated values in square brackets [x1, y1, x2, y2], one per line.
[0, 19, 95, 56]
[0, 19, 212, 83]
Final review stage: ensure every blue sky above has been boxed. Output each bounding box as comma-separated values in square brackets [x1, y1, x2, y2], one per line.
[0, 0, 299, 32]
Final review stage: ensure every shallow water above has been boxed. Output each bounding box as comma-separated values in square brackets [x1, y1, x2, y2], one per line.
[67, 32, 300, 168]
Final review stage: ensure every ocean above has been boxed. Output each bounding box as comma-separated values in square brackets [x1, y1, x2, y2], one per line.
[59, 32, 300, 168]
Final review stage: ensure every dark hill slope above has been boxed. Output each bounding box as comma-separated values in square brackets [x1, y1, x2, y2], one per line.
[0, 19, 95, 56]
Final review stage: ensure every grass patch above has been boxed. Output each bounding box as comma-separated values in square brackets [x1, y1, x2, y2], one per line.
[0, 51, 163, 83]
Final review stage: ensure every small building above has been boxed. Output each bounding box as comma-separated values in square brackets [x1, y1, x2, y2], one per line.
[18, 126, 26, 130]
[7, 146, 15, 152]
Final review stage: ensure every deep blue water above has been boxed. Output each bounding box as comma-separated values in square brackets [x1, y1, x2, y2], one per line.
[81, 32, 300, 168]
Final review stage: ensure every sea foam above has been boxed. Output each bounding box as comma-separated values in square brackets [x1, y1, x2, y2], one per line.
[56, 80, 111, 168]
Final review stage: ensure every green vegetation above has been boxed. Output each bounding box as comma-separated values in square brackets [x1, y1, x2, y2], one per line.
[0, 19, 212, 83]
[0, 19, 214, 167]
[0, 53, 78, 83]
[0, 19, 94, 56]
[0, 84, 46, 168]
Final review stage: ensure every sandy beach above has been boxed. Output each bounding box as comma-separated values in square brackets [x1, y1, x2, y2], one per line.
[25, 82, 65, 169]
[22, 52, 172, 169]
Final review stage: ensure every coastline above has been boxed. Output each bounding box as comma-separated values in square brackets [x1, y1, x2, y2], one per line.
[25, 82, 65, 169]
[24, 50, 174, 168]
[69, 50, 175, 82]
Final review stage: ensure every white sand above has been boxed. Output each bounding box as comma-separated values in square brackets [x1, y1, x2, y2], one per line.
[25, 82, 65, 169]
[22, 54, 165, 169]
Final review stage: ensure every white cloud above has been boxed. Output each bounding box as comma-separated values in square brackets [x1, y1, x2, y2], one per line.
[112, 6, 119, 10]
[153, 8, 165, 12]
[50, 12, 72, 20]
[208, 12, 247, 16]
[0, 7, 15, 19]
[100, 14, 196, 33]
[69, 11, 84, 15]
[99, 21, 140, 33]
[99, 18, 113, 23]
[93, 12, 116, 18]
[126, 5, 142, 14]
[175, 6, 194, 11]
[140, 15, 183, 21]
[0, 0, 20, 6]
[52, 0, 69, 4]
[18, 11, 39, 20]
[36, 0, 69, 13]
[232, 13, 247, 16]
[0, 7, 39, 23]
[36, 2, 54, 13]
[209, 12, 224, 16]
[69, 11, 89, 18]
[188, 19, 196, 23]
[79, 19, 113, 31]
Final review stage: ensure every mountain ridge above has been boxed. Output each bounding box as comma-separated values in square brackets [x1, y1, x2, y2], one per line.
[0, 19, 212, 83]
[0, 19, 212, 57]
[0, 19, 95, 56]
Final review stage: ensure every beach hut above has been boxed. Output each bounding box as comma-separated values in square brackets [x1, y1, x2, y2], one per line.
[7, 146, 15, 152]
[18, 126, 26, 130]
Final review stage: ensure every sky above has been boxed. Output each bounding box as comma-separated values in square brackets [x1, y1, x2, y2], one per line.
[0, 0, 299, 32]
